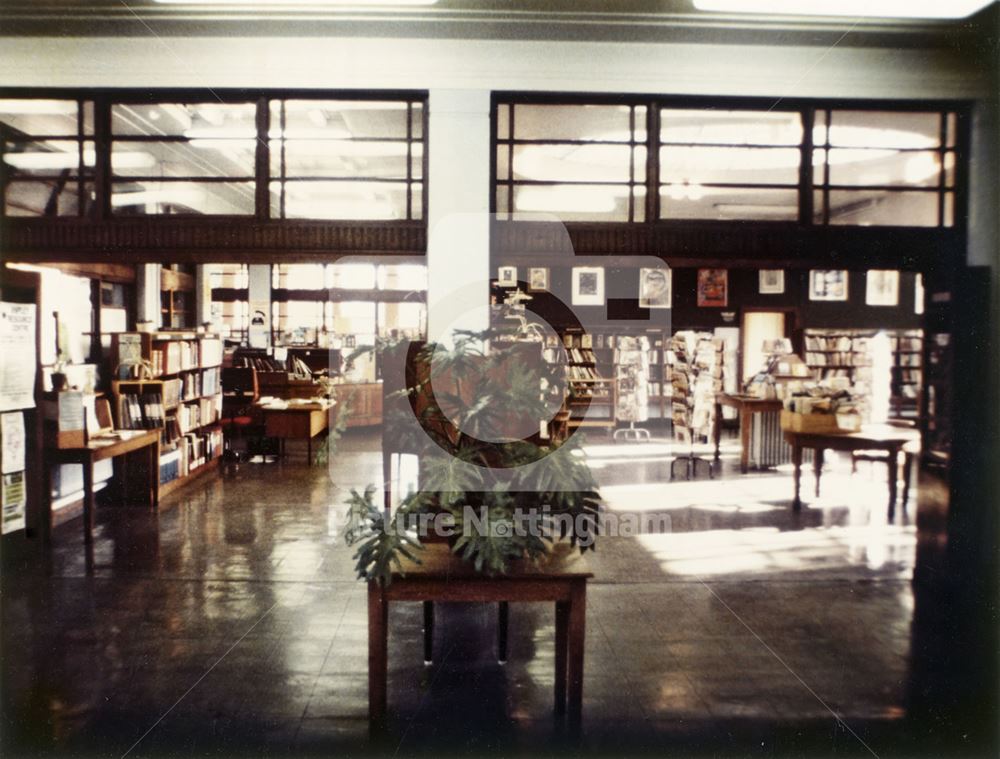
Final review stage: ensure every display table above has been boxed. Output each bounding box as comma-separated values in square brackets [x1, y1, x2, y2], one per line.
[47, 429, 160, 553]
[713, 393, 784, 473]
[259, 399, 333, 464]
[368, 542, 592, 733]
[783, 425, 921, 517]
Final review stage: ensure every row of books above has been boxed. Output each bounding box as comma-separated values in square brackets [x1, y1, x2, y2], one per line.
[804, 334, 869, 352]
[159, 428, 224, 485]
[118, 392, 166, 430]
[890, 332, 923, 353]
[896, 353, 922, 368]
[894, 368, 922, 384]
[804, 351, 873, 367]
[177, 397, 222, 435]
[567, 365, 603, 381]
[149, 337, 224, 376]
[178, 367, 221, 401]
[566, 348, 596, 364]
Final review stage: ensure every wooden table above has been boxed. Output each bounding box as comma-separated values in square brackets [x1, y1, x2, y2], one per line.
[47, 429, 160, 551]
[260, 402, 332, 464]
[368, 542, 592, 733]
[714, 393, 784, 473]
[784, 425, 921, 518]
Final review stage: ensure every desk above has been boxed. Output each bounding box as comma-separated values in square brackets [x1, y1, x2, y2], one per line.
[48, 430, 160, 548]
[714, 394, 784, 473]
[368, 542, 592, 733]
[261, 401, 332, 464]
[784, 426, 921, 518]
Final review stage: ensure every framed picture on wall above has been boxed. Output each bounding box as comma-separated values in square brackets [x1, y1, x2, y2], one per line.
[639, 268, 672, 309]
[759, 269, 785, 295]
[697, 268, 728, 307]
[571, 267, 604, 306]
[809, 270, 849, 301]
[528, 267, 549, 292]
[866, 269, 900, 306]
[497, 266, 517, 287]
[915, 273, 925, 315]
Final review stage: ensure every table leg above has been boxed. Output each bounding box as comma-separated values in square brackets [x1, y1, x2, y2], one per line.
[739, 409, 751, 474]
[713, 402, 722, 461]
[567, 581, 586, 732]
[791, 443, 803, 511]
[368, 582, 388, 732]
[307, 435, 312, 465]
[423, 601, 434, 665]
[813, 448, 824, 498]
[901, 452, 915, 515]
[887, 448, 899, 521]
[149, 440, 160, 509]
[83, 457, 95, 574]
[498, 601, 509, 664]
[554, 600, 568, 716]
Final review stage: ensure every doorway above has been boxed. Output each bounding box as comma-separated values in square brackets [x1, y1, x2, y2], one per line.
[741, 309, 793, 385]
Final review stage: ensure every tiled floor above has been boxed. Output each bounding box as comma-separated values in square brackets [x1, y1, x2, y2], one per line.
[2, 428, 933, 756]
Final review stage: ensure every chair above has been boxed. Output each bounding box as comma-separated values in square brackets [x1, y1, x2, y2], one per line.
[221, 367, 262, 462]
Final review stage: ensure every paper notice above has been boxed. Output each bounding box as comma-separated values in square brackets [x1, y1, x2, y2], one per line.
[0, 302, 37, 411]
[1, 412, 26, 474]
[2, 471, 26, 534]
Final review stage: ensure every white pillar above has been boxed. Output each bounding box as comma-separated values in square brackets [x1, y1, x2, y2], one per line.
[247, 264, 271, 349]
[136, 263, 161, 329]
[426, 89, 491, 342]
[194, 264, 214, 328]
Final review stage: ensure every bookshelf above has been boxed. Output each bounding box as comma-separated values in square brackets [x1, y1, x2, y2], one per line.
[669, 332, 724, 479]
[111, 331, 224, 495]
[889, 329, 923, 421]
[554, 331, 615, 432]
[803, 328, 874, 421]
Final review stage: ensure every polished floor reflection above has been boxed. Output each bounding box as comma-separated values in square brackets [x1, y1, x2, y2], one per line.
[2, 429, 933, 756]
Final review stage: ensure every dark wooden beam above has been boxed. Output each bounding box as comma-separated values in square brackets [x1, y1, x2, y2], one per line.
[1, 218, 427, 263]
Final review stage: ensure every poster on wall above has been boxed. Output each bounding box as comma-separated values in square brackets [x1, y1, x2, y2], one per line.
[497, 266, 518, 287]
[809, 270, 849, 302]
[248, 301, 269, 349]
[0, 302, 37, 411]
[639, 268, 672, 309]
[571, 267, 604, 306]
[866, 269, 900, 307]
[759, 270, 785, 295]
[697, 269, 728, 307]
[915, 273, 925, 315]
[528, 267, 549, 292]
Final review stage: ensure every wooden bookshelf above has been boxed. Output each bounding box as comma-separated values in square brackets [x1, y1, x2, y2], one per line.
[110, 331, 224, 493]
[889, 329, 923, 421]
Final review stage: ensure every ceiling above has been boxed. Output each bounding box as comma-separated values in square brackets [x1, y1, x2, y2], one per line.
[0, 0, 990, 47]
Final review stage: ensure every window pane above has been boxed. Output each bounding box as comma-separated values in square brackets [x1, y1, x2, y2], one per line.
[112, 140, 256, 178]
[497, 104, 511, 141]
[112, 102, 256, 137]
[111, 181, 255, 215]
[331, 301, 376, 334]
[512, 104, 633, 142]
[660, 186, 798, 221]
[828, 111, 941, 149]
[825, 149, 944, 188]
[511, 143, 633, 182]
[274, 100, 410, 139]
[279, 265, 326, 290]
[410, 103, 424, 141]
[661, 109, 803, 146]
[660, 146, 800, 185]
[827, 190, 939, 226]
[276, 140, 411, 179]
[379, 264, 427, 290]
[274, 180, 409, 220]
[331, 264, 376, 289]
[0, 99, 81, 136]
[378, 302, 426, 337]
[5, 181, 91, 217]
[4, 140, 94, 177]
[511, 184, 632, 221]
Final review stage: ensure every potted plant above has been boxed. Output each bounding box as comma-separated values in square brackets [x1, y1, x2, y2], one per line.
[344, 331, 601, 585]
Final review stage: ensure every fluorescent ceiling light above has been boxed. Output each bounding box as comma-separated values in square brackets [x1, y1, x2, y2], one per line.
[154, 0, 437, 5]
[693, 0, 994, 20]
[5, 150, 154, 170]
[0, 99, 77, 115]
[516, 186, 618, 214]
